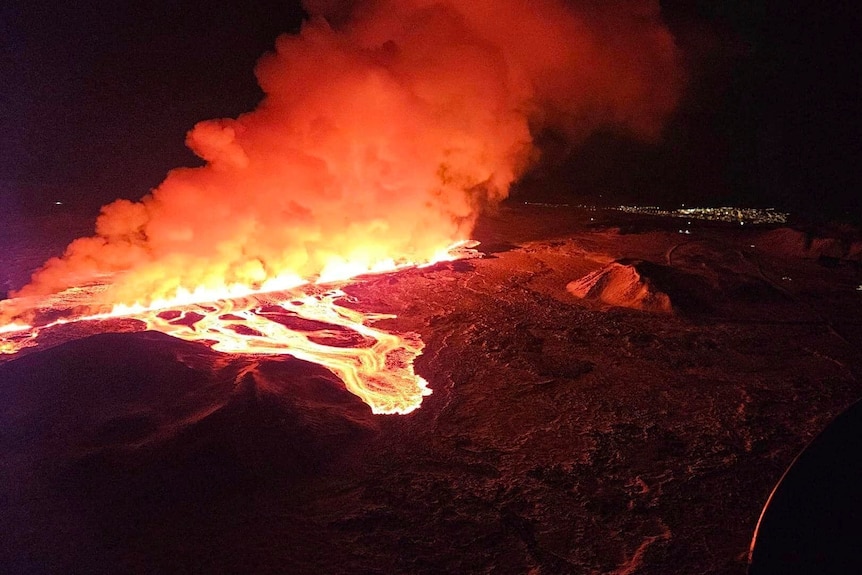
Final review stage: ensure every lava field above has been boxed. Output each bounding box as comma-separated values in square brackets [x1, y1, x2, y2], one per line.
[2, 205, 861, 574]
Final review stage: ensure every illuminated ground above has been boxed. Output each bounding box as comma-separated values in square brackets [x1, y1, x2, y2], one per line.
[2, 205, 861, 574]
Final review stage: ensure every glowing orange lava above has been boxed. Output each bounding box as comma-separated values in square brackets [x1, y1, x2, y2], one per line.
[139, 289, 430, 414]
[0, 241, 478, 414]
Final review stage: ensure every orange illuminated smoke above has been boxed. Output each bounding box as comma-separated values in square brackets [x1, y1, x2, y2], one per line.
[0, 242, 477, 414]
[1, 0, 686, 414]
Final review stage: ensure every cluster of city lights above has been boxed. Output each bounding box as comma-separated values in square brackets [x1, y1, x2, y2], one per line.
[614, 205, 789, 224]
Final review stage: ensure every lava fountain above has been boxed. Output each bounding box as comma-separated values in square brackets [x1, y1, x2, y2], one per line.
[0, 0, 683, 413]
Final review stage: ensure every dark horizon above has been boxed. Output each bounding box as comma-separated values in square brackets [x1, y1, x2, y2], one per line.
[2, 1, 859, 221]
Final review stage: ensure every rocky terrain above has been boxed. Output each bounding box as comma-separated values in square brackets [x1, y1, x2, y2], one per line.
[2, 204, 861, 574]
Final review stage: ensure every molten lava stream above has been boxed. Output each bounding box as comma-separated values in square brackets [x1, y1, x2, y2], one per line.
[139, 289, 431, 415]
[0, 242, 480, 413]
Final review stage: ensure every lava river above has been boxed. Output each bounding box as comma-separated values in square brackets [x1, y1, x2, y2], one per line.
[0, 243, 479, 414]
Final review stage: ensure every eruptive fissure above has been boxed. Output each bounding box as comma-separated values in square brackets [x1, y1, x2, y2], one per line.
[0, 0, 682, 413]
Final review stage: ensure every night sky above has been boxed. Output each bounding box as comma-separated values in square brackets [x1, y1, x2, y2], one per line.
[2, 1, 859, 221]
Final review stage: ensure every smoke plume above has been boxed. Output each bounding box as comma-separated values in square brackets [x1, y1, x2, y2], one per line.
[7, 0, 682, 314]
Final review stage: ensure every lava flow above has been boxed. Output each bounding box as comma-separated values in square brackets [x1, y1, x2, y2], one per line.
[0, 0, 684, 414]
[0, 242, 478, 414]
[138, 288, 431, 415]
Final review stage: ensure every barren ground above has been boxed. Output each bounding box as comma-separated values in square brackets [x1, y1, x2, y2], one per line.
[2, 205, 861, 574]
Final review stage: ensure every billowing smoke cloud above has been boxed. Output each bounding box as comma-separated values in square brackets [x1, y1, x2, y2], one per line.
[7, 0, 682, 314]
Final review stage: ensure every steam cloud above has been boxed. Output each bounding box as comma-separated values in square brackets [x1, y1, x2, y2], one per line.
[6, 0, 682, 316]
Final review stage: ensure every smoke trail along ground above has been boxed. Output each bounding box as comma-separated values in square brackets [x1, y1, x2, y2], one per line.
[4, 0, 682, 320]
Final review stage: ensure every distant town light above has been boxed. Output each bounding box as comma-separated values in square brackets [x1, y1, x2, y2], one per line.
[613, 205, 789, 225]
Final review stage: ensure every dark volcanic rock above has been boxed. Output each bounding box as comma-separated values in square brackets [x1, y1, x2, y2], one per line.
[567, 259, 674, 313]
[2, 206, 861, 574]
[0, 331, 376, 574]
[758, 227, 862, 262]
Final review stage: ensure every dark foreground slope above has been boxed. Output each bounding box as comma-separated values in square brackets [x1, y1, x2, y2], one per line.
[2, 206, 861, 574]
[0, 332, 377, 574]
